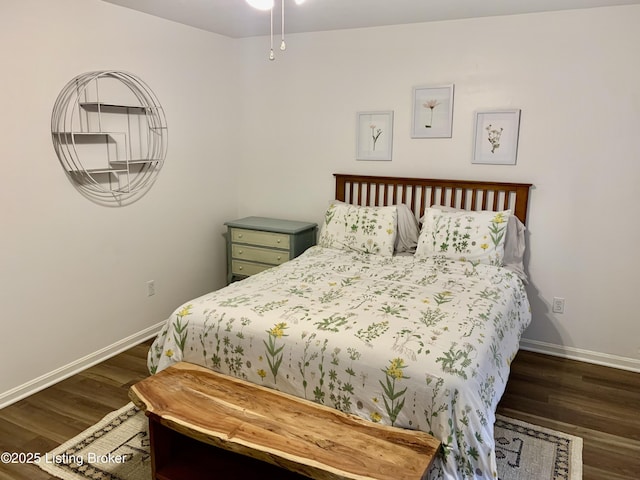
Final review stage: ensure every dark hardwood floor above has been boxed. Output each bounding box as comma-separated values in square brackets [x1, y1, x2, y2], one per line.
[0, 340, 151, 480]
[0, 342, 638, 480]
[497, 350, 640, 480]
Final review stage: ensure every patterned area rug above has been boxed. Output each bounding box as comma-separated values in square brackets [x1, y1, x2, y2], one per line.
[494, 415, 582, 480]
[37, 403, 582, 480]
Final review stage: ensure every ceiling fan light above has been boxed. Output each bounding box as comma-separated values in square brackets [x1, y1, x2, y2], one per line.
[246, 0, 274, 11]
[249, 0, 304, 60]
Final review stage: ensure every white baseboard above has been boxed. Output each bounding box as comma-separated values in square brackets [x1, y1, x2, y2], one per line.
[0, 321, 165, 410]
[520, 339, 640, 373]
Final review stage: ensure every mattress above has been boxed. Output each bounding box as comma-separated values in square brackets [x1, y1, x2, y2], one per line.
[148, 246, 531, 479]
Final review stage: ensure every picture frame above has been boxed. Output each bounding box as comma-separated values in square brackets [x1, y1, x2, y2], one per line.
[356, 111, 394, 161]
[472, 109, 521, 165]
[411, 84, 454, 138]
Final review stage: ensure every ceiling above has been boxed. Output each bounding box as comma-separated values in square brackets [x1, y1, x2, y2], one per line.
[101, 0, 639, 38]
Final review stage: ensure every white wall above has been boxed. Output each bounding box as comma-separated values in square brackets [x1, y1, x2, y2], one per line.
[0, 0, 240, 401]
[235, 6, 640, 370]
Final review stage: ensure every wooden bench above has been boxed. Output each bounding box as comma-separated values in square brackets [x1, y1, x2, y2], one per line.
[129, 362, 440, 480]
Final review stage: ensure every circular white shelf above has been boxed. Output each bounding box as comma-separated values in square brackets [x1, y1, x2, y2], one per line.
[51, 71, 167, 204]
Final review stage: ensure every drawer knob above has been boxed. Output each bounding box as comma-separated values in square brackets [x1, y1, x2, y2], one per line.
[276, 239, 281, 243]
[238, 250, 243, 255]
[238, 233, 243, 238]
[277, 256, 282, 261]
[238, 266, 243, 270]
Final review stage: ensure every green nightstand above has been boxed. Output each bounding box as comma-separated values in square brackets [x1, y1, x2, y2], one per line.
[224, 217, 317, 284]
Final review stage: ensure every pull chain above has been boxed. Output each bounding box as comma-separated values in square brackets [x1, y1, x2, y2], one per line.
[280, 0, 286, 51]
[269, 7, 275, 60]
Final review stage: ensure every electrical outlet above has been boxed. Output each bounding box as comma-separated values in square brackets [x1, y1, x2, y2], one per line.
[146, 280, 155, 297]
[552, 297, 565, 314]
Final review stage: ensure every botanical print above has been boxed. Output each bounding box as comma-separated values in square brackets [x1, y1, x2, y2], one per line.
[486, 124, 504, 153]
[355, 320, 389, 344]
[357, 111, 393, 160]
[379, 357, 410, 425]
[473, 110, 520, 165]
[489, 212, 508, 250]
[172, 304, 192, 354]
[329, 346, 361, 412]
[298, 331, 318, 398]
[264, 322, 288, 383]
[436, 343, 474, 379]
[369, 123, 382, 150]
[412, 85, 454, 138]
[148, 246, 531, 480]
[423, 99, 440, 128]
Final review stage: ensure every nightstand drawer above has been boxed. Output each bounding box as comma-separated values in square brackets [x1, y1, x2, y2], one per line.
[230, 228, 290, 250]
[232, 245, 289, 265]
[231, 260, 273, 277]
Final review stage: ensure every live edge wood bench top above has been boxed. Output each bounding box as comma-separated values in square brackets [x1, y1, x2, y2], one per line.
[129, 362, 440, 480]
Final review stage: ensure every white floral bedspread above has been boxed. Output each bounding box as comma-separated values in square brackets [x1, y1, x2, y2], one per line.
[148, 246, 531, 479]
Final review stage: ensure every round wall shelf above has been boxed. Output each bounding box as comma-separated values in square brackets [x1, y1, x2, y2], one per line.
[51, 71, 167, 205]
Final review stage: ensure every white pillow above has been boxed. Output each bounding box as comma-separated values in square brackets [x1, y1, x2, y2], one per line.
[395, 204, 420, 253]
[415, 208, 511, 266]
[429, 205, 527, 281]
[502, 215, 527, 282]
[318, 202, 397, 256]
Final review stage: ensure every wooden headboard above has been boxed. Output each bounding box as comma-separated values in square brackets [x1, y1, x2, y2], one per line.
[334, 174, 532, 224]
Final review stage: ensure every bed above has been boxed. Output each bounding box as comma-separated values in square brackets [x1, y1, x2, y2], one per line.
[148, 174, 532, 480]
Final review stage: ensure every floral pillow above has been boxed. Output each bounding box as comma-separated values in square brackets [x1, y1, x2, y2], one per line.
[415, 208, 511, 266]
[318, 203, 397, 256]
[430, 204, 527, 281]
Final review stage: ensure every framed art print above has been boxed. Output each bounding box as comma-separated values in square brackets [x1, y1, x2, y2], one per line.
[411, 84, 454, 138]
[473, 109, 521, 165]
[356, 111, 393, 161]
